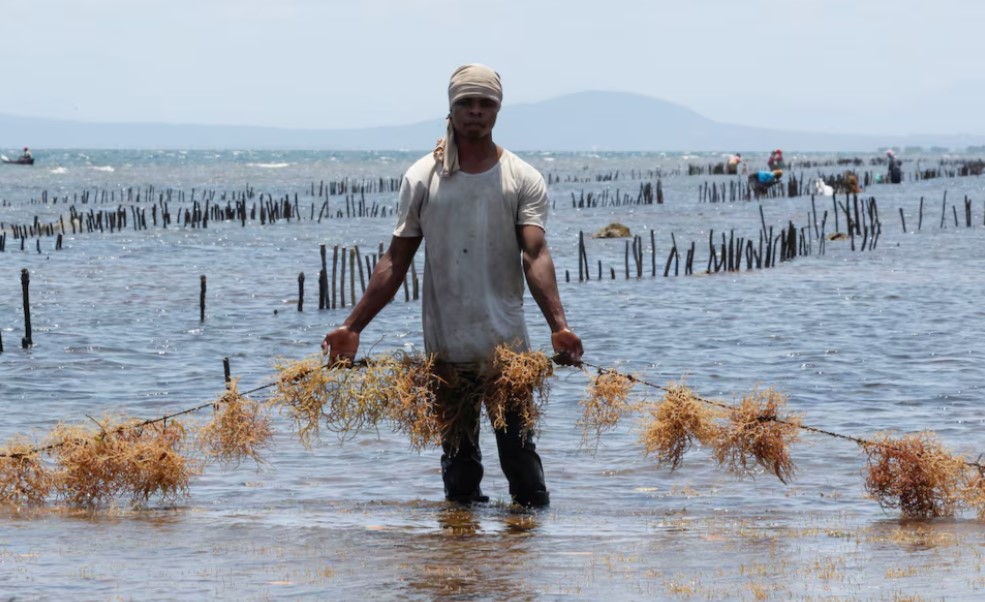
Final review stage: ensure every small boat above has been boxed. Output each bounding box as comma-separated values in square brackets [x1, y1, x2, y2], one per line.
[1, 154, 34, 165]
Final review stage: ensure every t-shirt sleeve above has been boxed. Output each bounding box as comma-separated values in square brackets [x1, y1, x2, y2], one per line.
[393, 174, 424, 237]
[516, 165, 549, 231]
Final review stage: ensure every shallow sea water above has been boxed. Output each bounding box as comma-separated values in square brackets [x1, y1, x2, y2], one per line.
[1, 150, 984, 600]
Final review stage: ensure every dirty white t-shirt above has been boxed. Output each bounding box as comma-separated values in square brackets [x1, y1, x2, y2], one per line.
[393, 149, 549, 367]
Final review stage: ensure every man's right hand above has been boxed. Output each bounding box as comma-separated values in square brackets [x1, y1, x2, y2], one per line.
[322, 326, 360, 366]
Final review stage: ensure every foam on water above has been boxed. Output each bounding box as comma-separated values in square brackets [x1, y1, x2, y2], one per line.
[246, 162, 290, 168]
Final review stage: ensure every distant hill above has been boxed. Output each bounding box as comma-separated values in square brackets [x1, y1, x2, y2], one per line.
[3, 91, 984, 152]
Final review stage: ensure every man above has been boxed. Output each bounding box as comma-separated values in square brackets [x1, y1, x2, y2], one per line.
[726, 152, 742, 175]
[767, 149, 784, 171]
[749, 168, 782, 197]
[886, 149, 902, 184]
[845, 171, 861, 194]
[322, 63, 583, 508]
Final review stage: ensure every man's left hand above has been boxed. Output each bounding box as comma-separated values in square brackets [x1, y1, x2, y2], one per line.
[551, 328, 583, 366]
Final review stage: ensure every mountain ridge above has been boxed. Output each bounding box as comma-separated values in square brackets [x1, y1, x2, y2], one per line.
[2, 91, 983, 152]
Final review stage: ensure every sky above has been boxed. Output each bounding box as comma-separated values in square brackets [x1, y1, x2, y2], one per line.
[3, 0, 984, 137]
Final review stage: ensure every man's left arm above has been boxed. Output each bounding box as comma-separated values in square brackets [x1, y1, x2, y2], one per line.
[518, 224, 583, 365]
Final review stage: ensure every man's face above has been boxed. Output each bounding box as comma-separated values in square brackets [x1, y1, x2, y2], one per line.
[450, 96, 499, 141]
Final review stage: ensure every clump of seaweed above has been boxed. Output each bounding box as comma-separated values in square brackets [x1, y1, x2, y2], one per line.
[712, 387, 800, 483]
[50, 417, 194, 506]
[432, 363, 486, 452]
[115, 421, 194, 503]
[959, 466, 985, 519]
[197, 379, 274, 467]
[269, 356, 334, 446]
[0, 437, 53, 505]
[640, 384, 718, 469]
[382, 353, 443, 451]
[578, 369, 637, 449]
[863, 432, 966, 518]
[271, 353, 448, 449]
[483, 346, 553, 438]
[321, 355, 398, 437]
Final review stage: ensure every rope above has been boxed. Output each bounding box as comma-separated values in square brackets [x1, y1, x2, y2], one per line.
[3, 355, 982, 472]
[0, 357, 380, 459]
[575, 359, 985, 471]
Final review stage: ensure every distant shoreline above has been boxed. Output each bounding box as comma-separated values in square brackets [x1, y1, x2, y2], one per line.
[5, 92, 985, 152]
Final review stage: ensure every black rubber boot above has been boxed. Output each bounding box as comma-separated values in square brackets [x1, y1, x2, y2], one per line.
[441, 425, 487, 504]
[493, 407, 549, 508]
[445, 491, 490, 505]
[437, 367, 489, 505]
[512, 489, 550, 509]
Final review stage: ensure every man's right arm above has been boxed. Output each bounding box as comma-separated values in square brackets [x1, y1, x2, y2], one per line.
[322, 235, 422, 362]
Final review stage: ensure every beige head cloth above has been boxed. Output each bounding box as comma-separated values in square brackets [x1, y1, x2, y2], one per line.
[434, 63, 503, 177]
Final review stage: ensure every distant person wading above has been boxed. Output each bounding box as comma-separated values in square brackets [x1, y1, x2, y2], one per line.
[886, 149, 902, 184]
[767, 149, 784, 171]
[321, 63, 583, 508]
[749, 169, 783, 197]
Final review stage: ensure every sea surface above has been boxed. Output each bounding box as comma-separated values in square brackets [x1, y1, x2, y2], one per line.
[1, 149, 984, 601]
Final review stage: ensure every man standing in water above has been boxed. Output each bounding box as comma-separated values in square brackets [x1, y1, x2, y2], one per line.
[886, 149, 903, 184]
[322, 63, 583, 508]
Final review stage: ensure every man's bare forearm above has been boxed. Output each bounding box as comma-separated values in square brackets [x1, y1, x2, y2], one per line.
[342, 236, 421, 333]
[523, 246, 569, 333]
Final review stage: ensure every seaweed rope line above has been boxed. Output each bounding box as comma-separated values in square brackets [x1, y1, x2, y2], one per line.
[0, 359, 366, 459]
[574, 359, 985, 472]
[4, 356, 983, 474]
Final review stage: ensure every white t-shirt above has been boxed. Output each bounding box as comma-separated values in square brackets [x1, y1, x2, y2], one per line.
[393, 149, 549, 367]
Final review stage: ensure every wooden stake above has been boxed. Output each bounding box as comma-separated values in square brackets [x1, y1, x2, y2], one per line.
[298, 272, 305, 312]
[21, 269, 33, 348]
[199, 275, 206, 322]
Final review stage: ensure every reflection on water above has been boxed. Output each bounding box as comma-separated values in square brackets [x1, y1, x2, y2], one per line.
[437, 507, 484, 536]
[403, 507, 541, 601]
[2, 150, 985, 599]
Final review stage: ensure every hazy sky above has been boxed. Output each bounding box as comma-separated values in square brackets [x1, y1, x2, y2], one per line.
[3, 0, 983, 136]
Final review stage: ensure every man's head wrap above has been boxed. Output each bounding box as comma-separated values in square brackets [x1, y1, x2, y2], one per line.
[434, 63, 502, 177]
